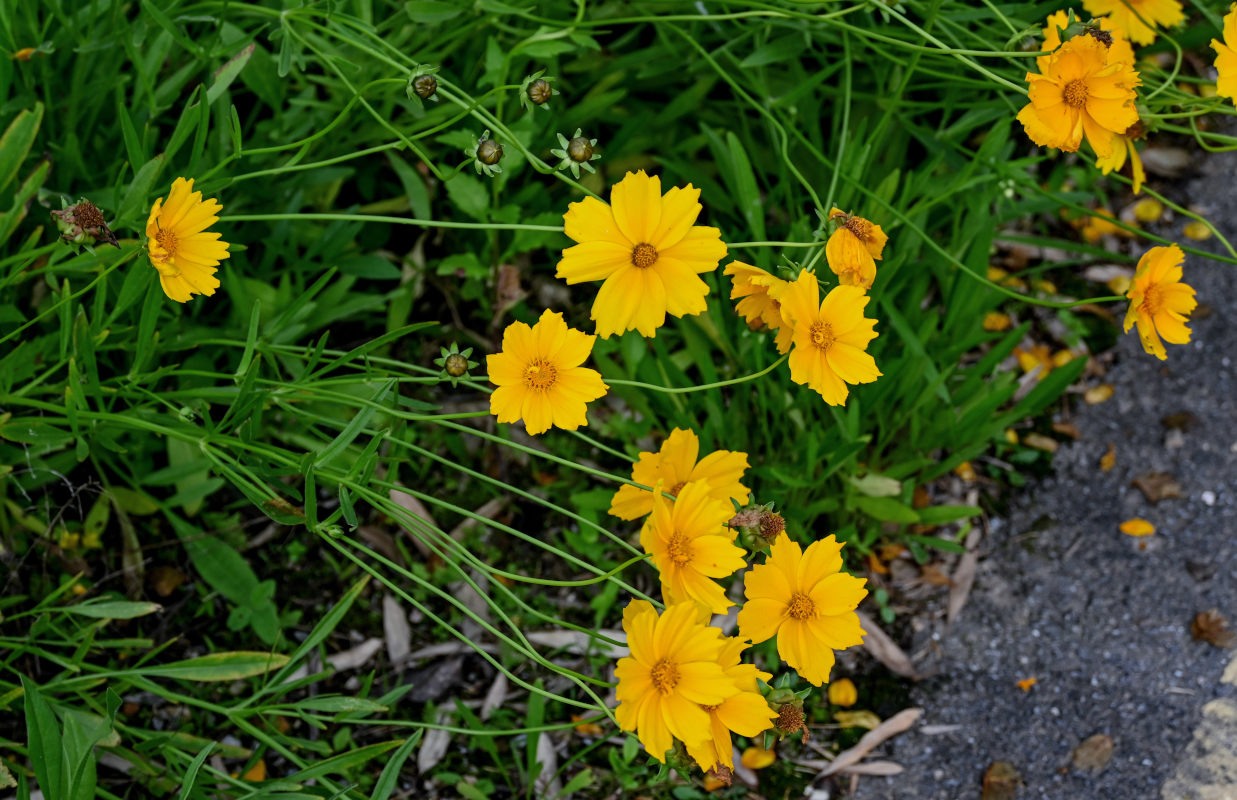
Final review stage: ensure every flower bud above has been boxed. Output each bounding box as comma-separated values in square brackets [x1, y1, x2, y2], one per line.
[445, 353, 469, 377]
[477, 138, 503, 166]
[527, 78, 553, 106]
[412, 74, 438, 99]
[567, 136, 594, 163]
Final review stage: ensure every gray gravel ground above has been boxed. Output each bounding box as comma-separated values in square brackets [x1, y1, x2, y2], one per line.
[850, 150, 1237, 800]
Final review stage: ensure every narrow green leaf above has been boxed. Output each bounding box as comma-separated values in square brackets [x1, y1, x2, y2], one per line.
[140, 652, 289, 682]
[0, 102, 43, 196]
[370, 734, 422, 800]
[21, 676, 64, 800]
[294, 696, 389, 713]
[208, 43, 255, 105]
[314, 380, 394, 467]
[116, 154, 166, 227]
[176, 741, 215, 800]
[62, 600, 162, 619]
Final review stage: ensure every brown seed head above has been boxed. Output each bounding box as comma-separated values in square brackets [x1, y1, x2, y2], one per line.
[759, 511, 785, 541]
[705, 765, 733, 787]
[74, 201, 106, 230]
[1125, 120, 1146, 141]
[567, 136, 594, 163]
[527, 78, 552, 106]
[1086, 28, 1113, 47]
[775, 704, 809, 742]
[413, 74, 438, 100]
[445, 353, 469, 377]
[477, 139, 503, 165]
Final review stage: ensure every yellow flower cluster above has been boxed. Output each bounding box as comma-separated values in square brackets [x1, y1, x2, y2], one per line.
[608, 428, 867, 770]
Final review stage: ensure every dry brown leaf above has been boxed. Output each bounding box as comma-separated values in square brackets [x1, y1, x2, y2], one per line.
[357, 526, 403, 563]
[1132, 472, 1183, 504]
[1191, 610, 1237, 648]
[837, 760, 904, 776]
[1161, 411, 1200, 431]
[481, 673, 508, 721]
[819, 708, 922, 776]
[834, 710, 882, 730]
[1100, 443, 1116, 472]
[447, 497, 509, 540]
[383, 593, 412, 664]
[417, 727, 451, 773]
[855, 611, 918, 679]
[1052, 422, 1081, 440]
[983, 761, 1021, 800]
[1023, 433, 1059, 452]
[389, 486, 437, 557]
[1084, 384, 1114, 405]
[1139, 147, 1191, 176]
[149, 566, 187, 598]
[920, 563, 953, 586]
[1072, 734, 1115, 772]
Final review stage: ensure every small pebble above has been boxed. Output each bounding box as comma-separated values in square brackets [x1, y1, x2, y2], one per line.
[1201, 491, 1216, 506]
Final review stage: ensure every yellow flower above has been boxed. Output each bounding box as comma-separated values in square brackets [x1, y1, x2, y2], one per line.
[740, 745, 776, 770]
[640, 481, 747, 615]
[614, 600, 739, 761]
[737, 533, 867, 686]
[775, 271, 880, 406]
[684, 636, 777, 773]
[1084, 0, 1184, 45]
[723, 262, 793, 353]
[486, 310, 608, 435]
[1017, 35, 1140, 159]
[828, 677, 858, 707]
[1095, 125, 1146, 194]
[1123, 245, 1197, 360]
[1039, 12, 1137, 72]
[824, 208, 887, 290]
[556, 170, 727, 338]
[609, 428, 750, 521]
[1215, 5, 1237, 103]
[145, 178, 230, 303]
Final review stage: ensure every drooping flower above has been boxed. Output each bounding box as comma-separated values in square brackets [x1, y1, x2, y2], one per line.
[828, 677, 858, 707]
[614, 600, 739, 761]
[486, 310, 608, 435]
[1017, 35, 1141, 159]
[1123, 244, 1197, 360]
[640, 481, 747, 615]
[824, 208, 887, 290]
[145, 177, 230, 303]
[1213, 4, 1237, 103]
[684, 636, 777, 773]
[557, 170, 727, 338]
[1096, 123, 1147, 194]
[775, 271, 880, 406]
[1083, 0, 1184, 46]
[737, 533, 868, 686]
[1038, 11, 1137, 72]
[609, 428, 750, 521]
[723, 262, 793, 353]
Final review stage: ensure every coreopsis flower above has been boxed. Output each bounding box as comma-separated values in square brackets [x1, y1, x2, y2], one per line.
[776, 271, 880, 406]
[1083, 0, 1184, 45]
[486, 310, 608, 434]
[824, 208, 887, 290]
[1123, 244, 1197, 360]
[684, 636, 777, 773]
[1096, 123, 1147, 194]
[145, 178, 230, 303]
[737, 533, 867, 686]
[1017, 35, 1140, 159]
[609, 428, 749, 521]
[614, 600, 739, 761]
[640, 481, 747, 614]
[724, 262, 793, 353]
[557, 170, 727, 338]
[1038, 11, 1136, 71]
[1213, 4, 1237, 103]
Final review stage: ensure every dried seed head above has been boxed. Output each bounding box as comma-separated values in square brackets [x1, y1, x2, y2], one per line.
[567, 136, 594, 163]
[527, 78, 553, 106]
[477, 138, 503, 165]
[412, 74, 438, 100]
[1086, 27, 1113, 47]
[1125, 120, 1146, 141]
[51, 199, 118, 247]
[445, 353, 469, 377]
[705, 765, 733, 787]
[759, 511, 785, 541]
[775, 704, 809, 742]
[74, 201, 105, 230]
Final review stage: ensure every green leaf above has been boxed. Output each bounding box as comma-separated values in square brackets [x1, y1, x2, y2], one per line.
[0, 102, 43, 197]
[62, 600, 162, 619]
[21, 676, 64, 800]
[295, 696, 389, 713]
[208, 43, 255, 105]
[444, 173, 489, 221]
[314, 380, 394, 467]
[916, 505, 982, 525]
[370, 734, 422, 800]
[116, 153, 166, 227]
[139, 652, 290, 682]
[116, 90, 146, 170]
[405, 0, 464, 23]
[176, 741, 215, 800]
[853, 496, 919, 524]
[286, 741, 402, 782]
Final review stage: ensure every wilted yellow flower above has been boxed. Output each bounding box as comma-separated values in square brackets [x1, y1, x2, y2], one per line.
[824, 208, 887, 289]
[776, 271, 881, 406]
[982, 311, 1013, 332]
[557, 170, 727, 338]
[954, 461, 978, 482]
[737, 533, 867, 686]
[724, 261, 792, 353]
[614, 600, 737, 761]
[641, 481, 747, 615]
[1018, 35, 1140, 159]
[1120, 518, 1156, 536]
[12, 47, 35, 61]
[740, 745, 776, 770]
[1014, 344, 1056, 378]
[1124, 245, 1196, 360]
[486, 310, 608, 435]
[828, 677, 858, 707]
[1214, 5, 1237, 103]
[1085, 0, 1184, 45]
[684, 637, 777, 773]
[145, 177, 230, 303]
[1096, 125, 1146, 194]
[987, 266, 1028, 290]
[609, 428, 749, 521]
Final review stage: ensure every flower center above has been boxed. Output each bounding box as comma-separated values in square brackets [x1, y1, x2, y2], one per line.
[650, 658, 680, 693]
[809, 321, 835, 352]
[670, 481, 686, 496]
[843, 216, 873, 241]
[701, 704, 720, 713]
[153, 228, 178, 260]
[631, 243, 658, 269]
[1063, 79, 1089, 109]
[522, 359, 558, 390]
[787, 591, 816, 620]
[666, 532, 693, 566]
[1139, 284, 1164, 317]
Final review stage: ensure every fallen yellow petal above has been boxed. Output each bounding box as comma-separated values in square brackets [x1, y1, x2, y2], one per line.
[954, 461, 978, 482]
[834, 709, 882, 730]
[741, 745, 776, 770]
[1107, 276, 1132, 295]
[1100, 443, 1116, 472]
[1023, 433, 1059, 452]
[1183, 221, 1213, 241]
[241, 759, 266, 782]
[1004, 428, 1019, 445]
[1120, 518, 1155, 536]
[1051, 350, 1075, 368]
[703, 774, 729, 791]
[983, 311, 1012, 332]
[1084, 384, 1115, 405]
[1016, 677, 1037, 691]
[829, 678, 858, 707]
[1133, 199, 1163, 223]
